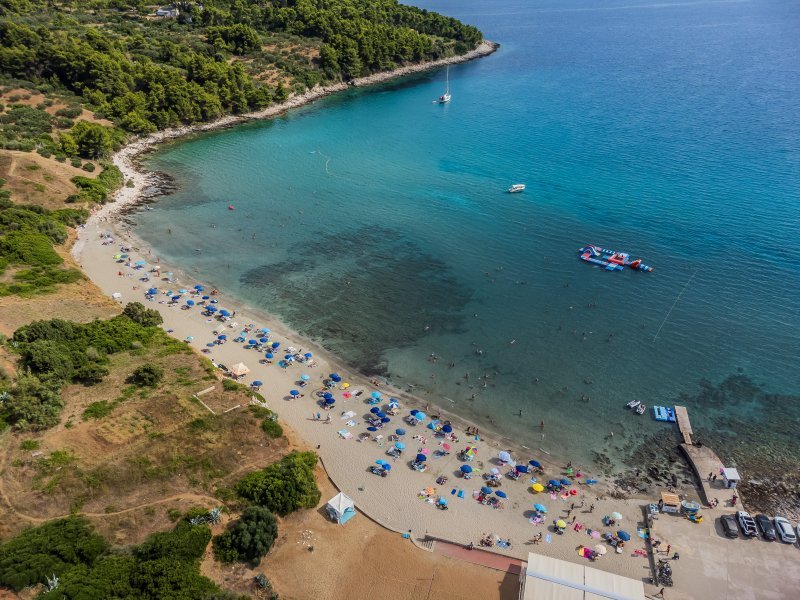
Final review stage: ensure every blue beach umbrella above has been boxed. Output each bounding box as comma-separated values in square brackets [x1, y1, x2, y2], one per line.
[382, 463, 392, 471]
[617, 531, 631, 541]
[410, 409, 419, 416]
[220, 309, 231, 317]
[415, 412, 427, 421]
[271, 342, 281, 349]
[416, 454, 427, 462]
[548, 479, 561, 487]
[206, 306, 218, 313]
[376, 412, 386, 419]
[304, 352, 313, 358]
[284, 354, 293, 360]
[259, 328, 270, 333]
[300, 374, 311, 381]
[147, 287, 158, 295]
[481, 486, 492, 494]
[370, 407, 381, 414]
[265, 352, 274, 359]
[560, 478, 572, 486]
[495, 490, 507, 498]
[290, 390, 300, 397]
[252, 381, 263, 387]
[367, 426, 378, 432]
[323, 392, 333, 400]
[380, 417, 390, 423]
[534, 503, 547, 513]
[516, 464, 529, 473]
[460, 464, 473, 474]
[529, 460, 542, 468]
[376, 459, 387, 466]
[171, 295, 181, 301]
[209, 298, 218, 303]
[330, 373, 342, 382]
[325, 397, 335, 405]
[371, 391, 382, 399]
[442, 424, 453, 433]
[135, 260, 146, 266]
[248, 340, 258, 346]
[206, 342, 215, 347]
[395, 428, 406, 436]
[438, 497, 447, 505]
[178, 288, 187, 293]
[395, 442, 405, 450]
[217, 334, 227, 340]
[259, 337, 269, 343]
[194, 285, 204, 290]
[202, 295, 210, 300]
[185, 298, 195, 306]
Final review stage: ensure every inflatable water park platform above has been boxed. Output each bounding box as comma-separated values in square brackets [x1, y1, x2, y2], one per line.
[653, 406, 676, 422]
[579, 245, 653, 272]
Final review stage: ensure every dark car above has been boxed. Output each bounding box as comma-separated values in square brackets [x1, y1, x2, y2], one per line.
[755, 514, 776, 541]
[720, 514, 739, 538]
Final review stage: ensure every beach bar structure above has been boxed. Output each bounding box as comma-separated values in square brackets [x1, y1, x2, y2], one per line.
[659, 492, 681, 514]
[518, 553, 645, 600]
[326, 492, 356, 525]
[722, 467, 741, 489]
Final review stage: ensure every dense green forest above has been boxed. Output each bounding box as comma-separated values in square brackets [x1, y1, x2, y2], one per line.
[0, 0, 482, 136]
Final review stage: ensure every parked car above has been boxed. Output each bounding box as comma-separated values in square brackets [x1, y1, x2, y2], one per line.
[755, 514, 776, 541]
[773, 517, 797, 544]
[736, 511, 758, 537]
[720, 514, 739, 538]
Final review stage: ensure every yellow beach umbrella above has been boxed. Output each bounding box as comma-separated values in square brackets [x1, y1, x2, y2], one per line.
[556, 519, 567, 529]
[532, 483, 545, 493]
[341, 382, 350, 389]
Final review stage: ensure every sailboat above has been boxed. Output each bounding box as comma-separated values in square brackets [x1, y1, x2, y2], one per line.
[438, 66, 451, 104]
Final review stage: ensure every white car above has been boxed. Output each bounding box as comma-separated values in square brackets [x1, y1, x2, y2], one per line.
[773, 516, 797, 544]
[736, 511, 758, 537]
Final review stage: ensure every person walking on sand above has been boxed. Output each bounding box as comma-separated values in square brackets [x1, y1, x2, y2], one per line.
[589, 503, 595, 513]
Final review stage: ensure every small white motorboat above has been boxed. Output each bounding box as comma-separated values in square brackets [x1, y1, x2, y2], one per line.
[508, 184, 526, 193]
[625, 400, 640, 409]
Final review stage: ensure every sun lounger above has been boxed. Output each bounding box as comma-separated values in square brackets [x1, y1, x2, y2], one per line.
[337, 429, 352, 439]
[340, 410, 356, 420]
[346, 420, 356, 427]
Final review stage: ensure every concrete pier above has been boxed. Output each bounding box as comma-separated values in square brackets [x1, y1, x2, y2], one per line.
[675, 407, 742, 510]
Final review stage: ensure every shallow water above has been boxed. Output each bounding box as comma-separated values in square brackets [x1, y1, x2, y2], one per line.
[135, 0, 800, 490]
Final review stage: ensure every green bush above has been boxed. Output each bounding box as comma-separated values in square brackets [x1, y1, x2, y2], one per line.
[213, 506, 277, 566]
[0, 516, 108, 591]
[82, 162, 95, 172]
[261, 418, 283, 438]
[55, 106, 83, 119]
[129, 363, 163, 387]
[235, 451, 320, 516]
[123, 302, 163, 327]
[82, 400, 113, 420]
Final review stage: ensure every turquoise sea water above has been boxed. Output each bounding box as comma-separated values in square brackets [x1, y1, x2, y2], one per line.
[136, 0, 800, 504]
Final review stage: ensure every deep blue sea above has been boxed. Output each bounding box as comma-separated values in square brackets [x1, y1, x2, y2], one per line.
[135, 0, 800, 497]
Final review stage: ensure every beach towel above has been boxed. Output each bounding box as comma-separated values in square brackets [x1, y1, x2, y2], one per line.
[340, 411, 356, 420]
[345, 420, 356, 427]
[637, 527, 649, 539]
[451, 489, 456, 495]
[633, 549, 647, 557]
[550, 492, 557, 500]
[458, 490, 465, 498]
[337, 429, 352, 439]
[545, 534, 552, 544]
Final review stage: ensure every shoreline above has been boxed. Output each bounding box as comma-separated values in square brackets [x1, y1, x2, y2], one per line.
[72, 40, 498, 259]
[67, 38, 725, 590]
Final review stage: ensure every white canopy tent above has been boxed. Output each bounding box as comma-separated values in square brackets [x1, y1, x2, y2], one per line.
[326, 492, 356, 525]
[229, 362, 250, 377]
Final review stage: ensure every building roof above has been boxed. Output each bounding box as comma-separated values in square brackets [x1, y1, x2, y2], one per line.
[722, 467, 740, 481]
[660, 492, 680, 505]
[521, 553, 645, 600]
